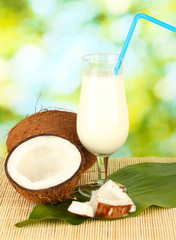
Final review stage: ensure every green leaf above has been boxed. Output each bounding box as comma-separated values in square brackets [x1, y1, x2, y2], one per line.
[16, 194, 90, 227]
[108, 162, 176, 218]
[15, 162, 176, 227]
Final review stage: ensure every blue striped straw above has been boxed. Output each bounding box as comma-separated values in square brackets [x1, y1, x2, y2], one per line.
[114, 13, 176, 75]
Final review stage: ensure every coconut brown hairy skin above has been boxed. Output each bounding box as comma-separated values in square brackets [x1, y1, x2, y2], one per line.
[6, 110, 97, 172]
[5, 134, 84, 204]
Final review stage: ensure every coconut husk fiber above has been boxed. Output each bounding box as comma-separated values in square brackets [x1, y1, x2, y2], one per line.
[6, 110, 97, 173]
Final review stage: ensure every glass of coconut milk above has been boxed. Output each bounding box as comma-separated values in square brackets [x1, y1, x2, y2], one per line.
[77, 53, 129, 197]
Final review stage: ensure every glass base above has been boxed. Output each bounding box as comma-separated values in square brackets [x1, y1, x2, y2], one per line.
[78, 179, 127, 198]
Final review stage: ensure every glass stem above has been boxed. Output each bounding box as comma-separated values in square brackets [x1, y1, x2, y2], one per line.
[97, 156, 109, 184]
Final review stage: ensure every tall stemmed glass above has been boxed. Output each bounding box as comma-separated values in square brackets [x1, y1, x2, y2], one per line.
[77, 53, 129, 197]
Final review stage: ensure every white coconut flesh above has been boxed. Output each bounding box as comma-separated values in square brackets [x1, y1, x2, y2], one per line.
[90, 180, 136, 210]
[7, 135, 82, 190]
[68, 180, 136, 218]
[68, 201, 94, 217]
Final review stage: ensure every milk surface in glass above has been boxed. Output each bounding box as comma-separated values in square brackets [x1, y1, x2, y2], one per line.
[77, 70, 129, 155]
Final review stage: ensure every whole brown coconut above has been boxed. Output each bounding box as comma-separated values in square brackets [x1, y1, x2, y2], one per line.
[6, 110, 97, 172]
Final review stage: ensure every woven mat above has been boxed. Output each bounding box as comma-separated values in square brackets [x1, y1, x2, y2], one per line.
[1, 157, 176, 240]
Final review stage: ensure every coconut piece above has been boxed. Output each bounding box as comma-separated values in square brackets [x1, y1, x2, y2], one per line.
[89, 190, 98, 213]
[90, 180, 136, 213]
[91, 180, 136, 218]
[6, 110, 97, 172]
[68, 180, 136, 219]
[5, 134, 83, 204]
[93, 180, 135, 206]
[68, 201, 94, 217]
[96, 202, 132, 219]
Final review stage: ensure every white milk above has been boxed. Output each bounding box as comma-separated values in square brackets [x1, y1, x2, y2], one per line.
[77, 71, 129, 155]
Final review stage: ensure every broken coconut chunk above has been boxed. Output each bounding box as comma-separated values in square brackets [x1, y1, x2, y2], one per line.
[96, 202, 132, 219]
[68, 201, 94, 217]
[68, 180, 136, 219]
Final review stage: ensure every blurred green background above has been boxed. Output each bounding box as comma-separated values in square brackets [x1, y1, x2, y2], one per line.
[0, 0, 176, 157]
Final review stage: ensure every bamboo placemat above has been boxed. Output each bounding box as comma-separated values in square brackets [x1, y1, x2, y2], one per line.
[0, 157, 176, 240]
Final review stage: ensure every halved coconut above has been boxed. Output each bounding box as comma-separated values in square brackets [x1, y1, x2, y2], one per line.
[68, 180, 136, 219]
[5, 134, 83, 204]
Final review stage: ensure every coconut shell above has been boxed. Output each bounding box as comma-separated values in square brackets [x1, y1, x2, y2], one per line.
[95, 202, 132, 219]
[6, 170, 81, 204]
[5, 134, 83, 204]
[6, 110, 97, 172]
